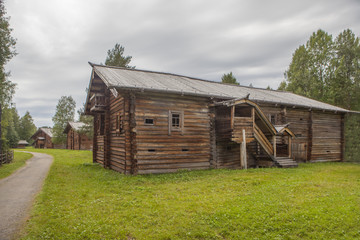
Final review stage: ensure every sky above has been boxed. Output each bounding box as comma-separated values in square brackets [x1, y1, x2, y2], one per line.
[4, 0, 360, 127]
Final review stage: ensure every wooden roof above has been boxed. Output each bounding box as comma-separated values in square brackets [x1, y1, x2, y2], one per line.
[86, 63, 350, 113]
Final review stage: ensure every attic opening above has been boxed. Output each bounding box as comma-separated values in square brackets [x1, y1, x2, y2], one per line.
[235, 106, 252, 117]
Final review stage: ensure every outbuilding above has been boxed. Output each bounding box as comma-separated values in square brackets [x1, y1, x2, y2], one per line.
[17, 140, 29, 148]
[63, 121, 93, 150]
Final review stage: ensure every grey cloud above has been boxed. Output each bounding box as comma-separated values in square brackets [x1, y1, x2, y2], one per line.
[5, 0, 360, 127]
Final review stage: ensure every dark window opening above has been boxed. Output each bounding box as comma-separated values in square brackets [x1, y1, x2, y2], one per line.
[235, 106, 252, 117]
[172, 114, 180, 127]
[148, 149, 156, 152]
[182, 148, 189, 152]
[270, 114, 276, 124]
[145, 118, 154, 125]
[116, 113, 123, 133]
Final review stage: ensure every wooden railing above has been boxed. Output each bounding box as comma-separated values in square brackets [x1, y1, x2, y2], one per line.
[0, 150, 14, 166]
[90, 94, 106, 112]
[254, 124, 274, 156]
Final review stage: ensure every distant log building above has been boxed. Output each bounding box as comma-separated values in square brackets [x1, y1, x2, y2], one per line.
[17, 140, 29, 149]
[84, 63, 353, 174]
[64, 122, 93, 150]
[31, 127, 54, 149]
[31, 127, 64, 149]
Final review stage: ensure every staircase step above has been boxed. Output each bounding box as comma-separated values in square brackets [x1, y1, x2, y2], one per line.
[274, 157, 298, 168]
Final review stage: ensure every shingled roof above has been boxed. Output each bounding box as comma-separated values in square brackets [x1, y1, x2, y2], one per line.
[89, 63, 349, 113]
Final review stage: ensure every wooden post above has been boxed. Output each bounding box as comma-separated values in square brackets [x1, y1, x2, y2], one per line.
[340, 113, 345, 162]
[129, 93, 137, 174]
[288, 136, 292, 158]
[231, 105, 235, 129]
[241, 129, 247, 169]
[307, 110, 313, 162]
[209, 107, 217, 168]
[92, 115, 97, 163]
[273, 135, 276, 158]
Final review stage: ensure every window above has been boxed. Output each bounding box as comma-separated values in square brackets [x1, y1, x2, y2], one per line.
[172, 113, 180, 128]
[168, 110, 184, 135]
[144, 118, 154, 125]
[116, 113, 123, 133]
[269, 114, 276, 124]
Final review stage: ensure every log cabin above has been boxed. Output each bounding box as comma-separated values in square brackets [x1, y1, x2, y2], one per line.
[63, 121, 93, 150]
[17, 140, 29, 149]
[84, 63, 351, 174]
[31, 127, 55, 149]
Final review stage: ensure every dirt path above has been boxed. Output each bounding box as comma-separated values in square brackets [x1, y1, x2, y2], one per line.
[0, 152, 53, 240]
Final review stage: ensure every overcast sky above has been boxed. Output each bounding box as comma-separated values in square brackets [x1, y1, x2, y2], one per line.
[5, 0, 360, 127]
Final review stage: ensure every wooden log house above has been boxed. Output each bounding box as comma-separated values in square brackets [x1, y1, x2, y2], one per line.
[85, 63, 351, 174]
[31, 127, 55, 149]
[63, 121, 93, 150]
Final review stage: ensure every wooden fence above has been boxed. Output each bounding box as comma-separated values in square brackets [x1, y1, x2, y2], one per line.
[0, 150, 14, 166]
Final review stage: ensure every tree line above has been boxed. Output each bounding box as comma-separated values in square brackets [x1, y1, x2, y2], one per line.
[0, 2, 37, 149]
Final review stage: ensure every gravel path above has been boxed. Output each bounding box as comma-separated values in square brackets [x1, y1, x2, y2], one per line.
[0, 152, 53, 240]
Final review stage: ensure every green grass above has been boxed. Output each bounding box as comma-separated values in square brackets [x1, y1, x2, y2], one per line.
[22, 149, 360, 239]
[0, 151, 33, 179]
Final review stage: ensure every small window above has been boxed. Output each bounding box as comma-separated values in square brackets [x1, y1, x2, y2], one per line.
[172, 114, 180, 128]
[148, 149, 156, 152]
[168, 110, 183, 135]
[116, 113, 123, 133]
[182, 148, 189, 152]
[144, 118, 154, 125]
[269, 114, 276, 124]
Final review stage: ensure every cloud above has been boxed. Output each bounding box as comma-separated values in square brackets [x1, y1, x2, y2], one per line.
[5, 0, 360, 127]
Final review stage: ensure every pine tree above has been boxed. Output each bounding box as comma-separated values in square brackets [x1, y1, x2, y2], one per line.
[221, 72, 239, 85]
[105, 43, 135, 68]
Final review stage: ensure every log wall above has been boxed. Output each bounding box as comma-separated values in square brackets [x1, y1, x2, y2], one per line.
[258, 103, 344, 162]
[134, 93, 211, 174]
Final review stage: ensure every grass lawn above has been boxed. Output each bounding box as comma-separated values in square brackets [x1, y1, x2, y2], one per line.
[22, 149, 360, 239]
[0, 151, 33, 179]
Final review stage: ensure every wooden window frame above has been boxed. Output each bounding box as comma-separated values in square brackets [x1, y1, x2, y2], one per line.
[115, 112, 123, 134]
[168, 110, 184, 135]
[144, 118, 155, 125]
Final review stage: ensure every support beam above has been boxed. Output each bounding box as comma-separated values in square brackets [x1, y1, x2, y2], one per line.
[231, 105, 235, 129]
[273, 135, 276, 158]
[288, 136, 292, 158]
[129, 93, 137, 174]
[340, 113, 345, 162]
[307, 110, 313, 162]
[241, 129, 247, 169]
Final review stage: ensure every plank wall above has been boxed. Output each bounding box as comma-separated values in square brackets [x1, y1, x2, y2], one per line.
[134, 93, 211, 174]
[108, 94, 128, 173]
[311, 111, 342, 161]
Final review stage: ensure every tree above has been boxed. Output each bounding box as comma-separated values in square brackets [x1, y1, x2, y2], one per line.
[105, 43, 135, 68]
[281, 29, 360, 109]
[77, 104, 93, 139]
[280, 28, 360, 162]
[221, 72, 239, 85]
[18, 111, 36, 141]
[0, 1, 16, 152]
[52, 96, 76, 145]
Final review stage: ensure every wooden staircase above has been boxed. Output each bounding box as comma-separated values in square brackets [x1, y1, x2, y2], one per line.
[274, 157, 298, 168]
